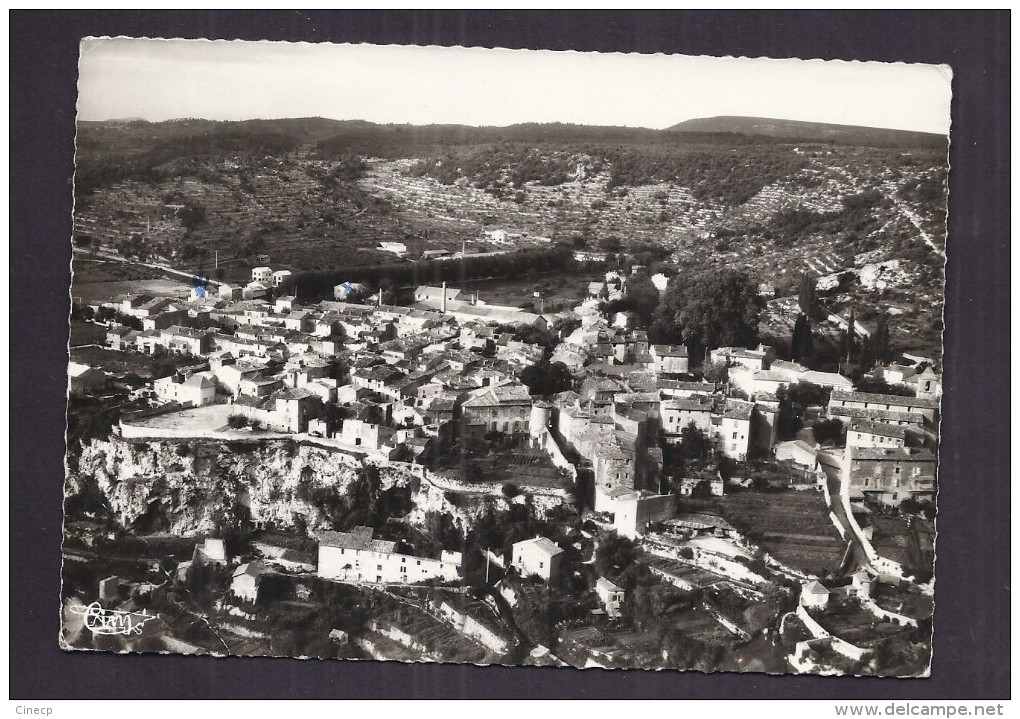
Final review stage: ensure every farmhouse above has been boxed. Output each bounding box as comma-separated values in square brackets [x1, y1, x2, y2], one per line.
[316, 527, 460, 584]
[595, 577, 625, 618]
[511, 536, 565, 583]
[231, 561, 265, 604]
[801, 580, 831, 609]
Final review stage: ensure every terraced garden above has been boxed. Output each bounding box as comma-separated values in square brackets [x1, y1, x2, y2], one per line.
[683, 488, 847, 576]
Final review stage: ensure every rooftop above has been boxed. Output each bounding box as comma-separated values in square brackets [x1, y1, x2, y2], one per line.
[316, 526, 397, 554]
[514, 536, 564, 558]
[850, 446, 936, 462]
[462, 383, 532, 408]
[830, 390, 939, 410]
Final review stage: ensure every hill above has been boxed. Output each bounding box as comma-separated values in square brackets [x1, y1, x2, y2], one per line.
[72, 115, 949, 361]
[666, 116, 946, 148]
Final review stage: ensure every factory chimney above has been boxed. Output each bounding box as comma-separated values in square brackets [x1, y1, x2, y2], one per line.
[442, 281, 448, 313]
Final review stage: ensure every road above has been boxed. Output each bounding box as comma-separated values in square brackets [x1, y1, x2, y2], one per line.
[74, 249, 225, 289]
[824, 473, 869, 577]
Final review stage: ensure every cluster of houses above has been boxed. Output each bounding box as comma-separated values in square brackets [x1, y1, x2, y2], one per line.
[89, 276, 941, 566]
[96, 284, 575, 463]
[215, 264, 293, 302]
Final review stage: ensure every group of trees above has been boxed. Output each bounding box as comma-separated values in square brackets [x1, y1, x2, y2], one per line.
[603, 272, 661, 327]
[602, 143, 808, 205]
[519, 359, 574, 396]
[284, 246, 574, 301]
[776, 382, 831, 440]
[764, 189, 887, 250]
[408, 144, 574, 192]
[811, 417, 846, 446]
[839, 308, 895, 375]
[75, 126, 299, 203]
[650, 267, 765, 357]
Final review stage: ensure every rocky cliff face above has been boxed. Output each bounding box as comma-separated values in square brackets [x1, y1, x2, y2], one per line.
[69, 437, 499, 537]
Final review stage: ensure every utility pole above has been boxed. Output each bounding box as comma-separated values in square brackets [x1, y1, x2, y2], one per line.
[215, 250, 218, 270]
[484, 548, 491, 584]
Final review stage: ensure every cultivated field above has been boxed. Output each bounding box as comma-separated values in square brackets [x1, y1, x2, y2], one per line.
[683, 488, 847, 576]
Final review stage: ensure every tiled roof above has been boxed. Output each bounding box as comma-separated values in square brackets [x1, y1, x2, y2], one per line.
[515, 536, 564, 557]
[830, 390, 939, 410]
[651, 344, 688, 357]
[850, 420, 908, 439]
[316, 527, 396, 554]
[849, 446, 936, 462]
[462, 383, 532, 407]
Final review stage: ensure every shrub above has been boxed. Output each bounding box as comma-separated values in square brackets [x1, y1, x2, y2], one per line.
[227, 414, 248, 429]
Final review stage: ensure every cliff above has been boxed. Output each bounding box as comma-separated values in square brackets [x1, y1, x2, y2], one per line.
[67, 436, 559, 538]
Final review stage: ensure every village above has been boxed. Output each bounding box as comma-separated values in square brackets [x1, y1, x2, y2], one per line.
[64, 241, 939, 674]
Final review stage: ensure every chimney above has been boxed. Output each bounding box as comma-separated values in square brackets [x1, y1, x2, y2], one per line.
[441, 281, 448, 313]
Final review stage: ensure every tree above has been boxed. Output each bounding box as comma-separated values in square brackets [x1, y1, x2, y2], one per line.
[702, 360, 729, 384]
[520, 360, 573, 396]
[227, 414, 249, 429]
[811, 418, 845, 446]
[179, 202, 207, 231]
[654, 268, 765, 359]
[595, 533, 639, 582]
[678, 422, 712, 462]
[599, 235, 621, 252]
[842, 307, 857, 364]
[798, 272, 819, 318]
[776, 382, 829, 440]
[873, 313, 893, 365]
[791, 313, 814, 363]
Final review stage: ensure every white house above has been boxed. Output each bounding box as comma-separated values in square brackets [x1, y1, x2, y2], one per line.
[316, 527, 460, 584]
[774, 440, 819, 469]
[153, 372, 217, 407]
[595, 577, 625, 618]
[243, 282, 269, 301]
[231, 561, 264, 603]
[511, 536, 565, 583]
[649, 344, 689, 375]
[340, 418, 396, 451]
[251, 266, 273, 283]
[882, 364, 917, 385]
[713, 400, 756, 460]
[801, 580, 831, 609]
[271, 270, 292, 287]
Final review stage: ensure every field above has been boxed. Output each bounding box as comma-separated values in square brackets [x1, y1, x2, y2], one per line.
[455, 270, 604, 312]
[869, 515, 934, 578]
[683, 487, 847, 576]
[871, 582, 934, 621]
[813, 598, 909, 648]
[69, 319, 108, 346]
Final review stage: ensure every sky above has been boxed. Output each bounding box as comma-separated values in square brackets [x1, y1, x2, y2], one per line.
[77, 38, 953, 134]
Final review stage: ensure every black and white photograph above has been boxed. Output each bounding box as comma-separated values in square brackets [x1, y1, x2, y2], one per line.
[61, 36, 954, 678]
